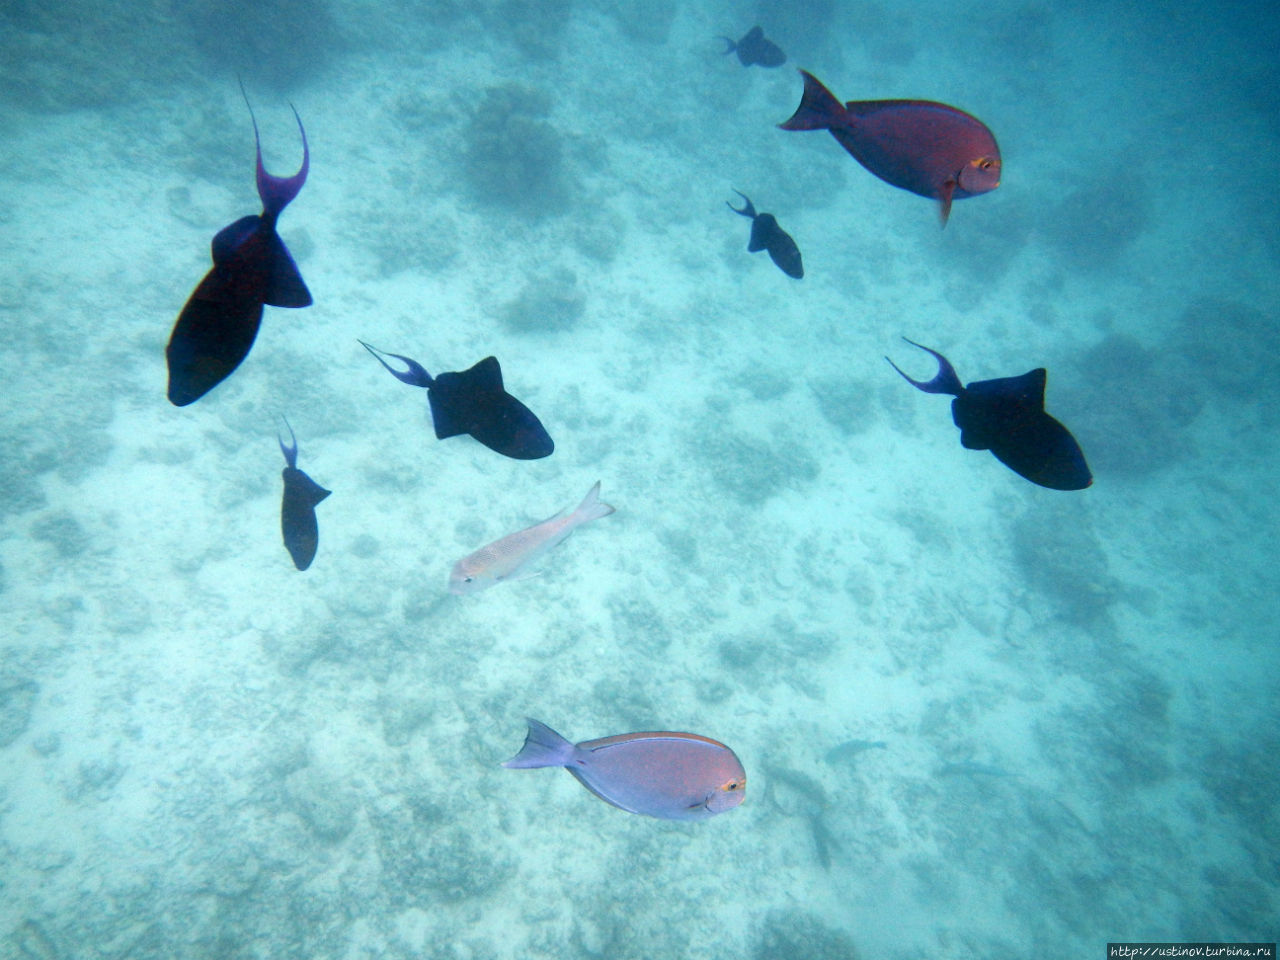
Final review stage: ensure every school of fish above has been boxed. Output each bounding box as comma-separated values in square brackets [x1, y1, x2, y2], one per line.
[164, 22, 1093, 824]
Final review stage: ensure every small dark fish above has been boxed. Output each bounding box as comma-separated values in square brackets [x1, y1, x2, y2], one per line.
[167, 82, 311, 406]
[726, 190, 804, 279]
[779, 70, 1000, 226]
[717, 25, 786, 68]
[503, 718, 747, 820]
[761, 763, 839, 869]
[763, 762, 829, 814]
[935, 761, 1010, 778]
[809, 810, 841, 870]
[277, 418, 330, 571]
[886, 338, 1092, 491]
[823, 739, 888, 764]
[359, 340, 553, 460]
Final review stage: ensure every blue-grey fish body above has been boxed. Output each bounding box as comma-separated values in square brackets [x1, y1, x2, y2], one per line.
[503, 718, 746, 820]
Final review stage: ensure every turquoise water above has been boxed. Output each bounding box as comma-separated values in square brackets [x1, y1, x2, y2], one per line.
[1, 1, 1277, 957]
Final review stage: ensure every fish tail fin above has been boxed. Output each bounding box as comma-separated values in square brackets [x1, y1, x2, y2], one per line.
[778, 70, 846, 131]
[716, 35, 735, 55]
[574, 481, 616, 524]
[502, 718, 575, 768]
[726, 188, 756, 219]
[885, 338, 965, 396]
[278, 415, 298, 468]
[240, 79, 309, 218]
[359, 340, 434, 389]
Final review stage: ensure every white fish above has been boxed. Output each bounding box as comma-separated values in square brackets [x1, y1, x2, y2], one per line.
[449, 481, 615, 595]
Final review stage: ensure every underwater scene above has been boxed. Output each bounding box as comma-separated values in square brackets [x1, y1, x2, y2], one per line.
[1, 0, 1277, 956]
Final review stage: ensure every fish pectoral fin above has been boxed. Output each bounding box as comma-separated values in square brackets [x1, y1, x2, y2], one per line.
[938, 180, 956, 227]
[507, 570, 544, 583]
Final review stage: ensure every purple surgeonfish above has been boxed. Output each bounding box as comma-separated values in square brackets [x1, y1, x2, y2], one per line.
[779, 70, 1001, 226]
[503, 718, 747, 820]
[449, 481, 614, 595]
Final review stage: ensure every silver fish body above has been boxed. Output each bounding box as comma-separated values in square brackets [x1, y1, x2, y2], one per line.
[449, 481, 615, 595]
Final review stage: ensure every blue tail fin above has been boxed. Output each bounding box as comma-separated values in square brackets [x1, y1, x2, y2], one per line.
[502, 719, 575, 768]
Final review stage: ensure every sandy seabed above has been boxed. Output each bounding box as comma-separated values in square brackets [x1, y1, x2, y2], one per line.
[1, 1, 1277, 957]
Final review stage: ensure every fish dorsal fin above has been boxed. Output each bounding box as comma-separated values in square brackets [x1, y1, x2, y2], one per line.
[966, 368, 1046, 413]
[428, 358, 503, 441]
[954, 369, 1046, 451]
[211, 215, 261, 266]
[460, 356, 505, 395]
[286, 468, 331, 507]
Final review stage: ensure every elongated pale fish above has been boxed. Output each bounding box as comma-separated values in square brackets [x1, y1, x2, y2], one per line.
[449, 481, 614, 595]
[503, 718, 747, 820]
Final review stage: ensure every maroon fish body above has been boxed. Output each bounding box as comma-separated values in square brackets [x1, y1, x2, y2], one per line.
[831, 101, 998, 199]
[780, 70, 1000, 223]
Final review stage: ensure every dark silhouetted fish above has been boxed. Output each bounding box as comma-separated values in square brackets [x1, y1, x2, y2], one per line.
[886, 338, 1092, 491]
[810, 810, 841, 870]
[503, 718, 747, 820]
[359, 340, 553, 460]
[717, 25, 786, 67]
[823, 739, 888, 765]
[761, 762, 839, 868]
[780, 70, 1000, 226]
[726, 190, 804, 279]
[935, 761, 1011, 778]
[167, 83, 311, 406]
[277, 418, 330, 571]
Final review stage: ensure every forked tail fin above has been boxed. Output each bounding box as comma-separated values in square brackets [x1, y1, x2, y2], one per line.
[885, 339, 965, 396]
[358, 340, 434, 388]
[778, 70, 846, 131]
[573, 481, 616, 524]
[502, 719, 575, 769]
[241, 79, 309, 218]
